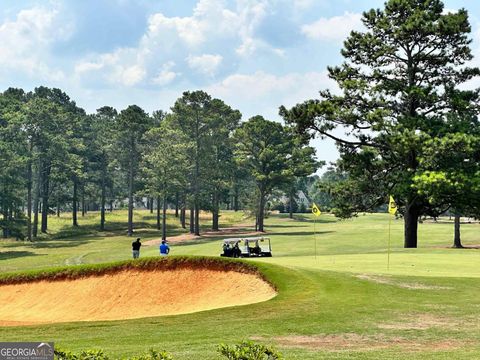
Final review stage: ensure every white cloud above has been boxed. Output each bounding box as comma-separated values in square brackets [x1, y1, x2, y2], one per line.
[187, 54, 223, 76]
[293, 0, 314, 11]
[206, 70, 337, 119]
[74, 0, 282, 87]
[118, 64, 146, 86]
[153, 62, 178, 86]
[301, 12, 363, 42]
[0, 5, 72, 81]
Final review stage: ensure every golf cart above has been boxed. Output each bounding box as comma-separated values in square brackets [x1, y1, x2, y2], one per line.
[220, 237, 272, 258]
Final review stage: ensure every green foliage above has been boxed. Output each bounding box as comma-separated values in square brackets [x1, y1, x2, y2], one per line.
[55, 348, 173, 360]
[217, 341, 282, 360]
[128, 349, 173, 360]
[55, 348, 109, 360]
[414, 131, 480, 217]
[281, 0, 480, 247]
[233, 116, 318, 229]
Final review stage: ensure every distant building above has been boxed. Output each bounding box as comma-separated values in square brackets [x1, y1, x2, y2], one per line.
[279, 190, 310, 207]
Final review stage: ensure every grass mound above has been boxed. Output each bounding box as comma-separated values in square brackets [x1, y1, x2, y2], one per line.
[0, 255, 274, 287]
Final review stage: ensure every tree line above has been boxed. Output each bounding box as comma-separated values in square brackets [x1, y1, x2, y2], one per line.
[2, 0, 478, 250]
[0, 89, 319, 241]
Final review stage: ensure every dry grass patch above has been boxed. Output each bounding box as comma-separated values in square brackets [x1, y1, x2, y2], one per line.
[252, 333, 467, 352]
[355, 274, 452, 290]
[377, 313, 462, 330]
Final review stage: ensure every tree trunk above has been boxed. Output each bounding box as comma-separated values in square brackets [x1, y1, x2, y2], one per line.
[2, 210, 7, 238]
[72, 179, 78, 227]
[258, 192, 265, 232]
[404, 201, 419, 248]
[175, 192, 179, 217]
[193, 108, 200, 237]
[194, 202, 200, 236]
[149, 197, 153, 214]
[100, 166, 106, 231]
[109, 200, 113, 212]
[181, 206, 186, 229]
[26, 150, 32, 241]
[127, 162, 134, 236]
[33, 160, 42, 238]
[56, 200, 60, 217]
[453, 213, 463, 248]
[81, 185, 86, 217]
[41, 163, 50, 233]
[162, 194, 167, 240]
[156, 196, 161, 230]
[189, 206, 194, 234]
[212, 190, 219, 231]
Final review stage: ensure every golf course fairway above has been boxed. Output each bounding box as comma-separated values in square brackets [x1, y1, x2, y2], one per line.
[0, 211, 479, 359]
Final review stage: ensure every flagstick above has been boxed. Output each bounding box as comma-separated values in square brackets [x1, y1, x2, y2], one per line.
[314, 216, 317, 260]
[387, 215, 391, 270]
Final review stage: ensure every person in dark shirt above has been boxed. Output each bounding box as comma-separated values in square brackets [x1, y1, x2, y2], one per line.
[159, 240, 170, 256]
[132, 238, 141, 259]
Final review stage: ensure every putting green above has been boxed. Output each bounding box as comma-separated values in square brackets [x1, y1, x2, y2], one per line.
[257, 252, 480, 277]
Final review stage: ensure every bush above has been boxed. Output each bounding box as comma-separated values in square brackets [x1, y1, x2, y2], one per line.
[217, 341, 283, 360]
[54, 349, 172, 360]
[130, 349, 173, 360]
[55, 349, 109, 360]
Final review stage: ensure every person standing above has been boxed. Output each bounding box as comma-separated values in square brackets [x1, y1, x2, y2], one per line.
[159, 240, 170, 256]
[132, 238, 141, 259]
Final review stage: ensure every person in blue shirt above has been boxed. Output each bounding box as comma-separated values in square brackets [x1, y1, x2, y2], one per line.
[159, 240, 170, 256]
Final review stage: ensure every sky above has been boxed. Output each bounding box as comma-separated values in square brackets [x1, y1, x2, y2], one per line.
[1, 0, 479, 169]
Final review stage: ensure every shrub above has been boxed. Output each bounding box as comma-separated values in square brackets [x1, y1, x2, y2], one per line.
[130, 349, 173, 360]
[55, 349, 109, 360]
[217, 341, 283, 360]
[54, 349, 172, 360]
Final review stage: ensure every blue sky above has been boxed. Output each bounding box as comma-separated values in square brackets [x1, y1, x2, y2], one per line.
[1, 0, 479, 168]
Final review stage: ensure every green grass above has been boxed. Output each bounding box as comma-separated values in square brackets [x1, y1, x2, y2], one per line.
[0, 210, 479, 359]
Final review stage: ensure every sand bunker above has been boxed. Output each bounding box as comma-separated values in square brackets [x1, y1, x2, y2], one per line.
[0, 268, 276, 326]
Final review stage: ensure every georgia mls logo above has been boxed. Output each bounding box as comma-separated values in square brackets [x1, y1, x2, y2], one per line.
[0, 342, 54, 360]
[35, 344, 53, 358]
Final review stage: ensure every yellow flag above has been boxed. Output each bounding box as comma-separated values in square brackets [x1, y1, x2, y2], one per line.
[388, 196, 397, 215]
[312, 203, 321, 217]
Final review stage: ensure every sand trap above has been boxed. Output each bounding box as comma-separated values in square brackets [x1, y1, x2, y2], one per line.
[0, 269, 276, 326]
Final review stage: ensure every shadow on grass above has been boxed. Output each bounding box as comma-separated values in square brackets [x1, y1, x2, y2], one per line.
[0, 251, 44, 260]
[265, 224, 310, 229]
[272, 230, 335, 237]
[32, 238, 91, 249]
[51, 221, 184, 240]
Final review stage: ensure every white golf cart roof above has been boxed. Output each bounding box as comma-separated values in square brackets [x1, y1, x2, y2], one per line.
[222, 237, 270, 245]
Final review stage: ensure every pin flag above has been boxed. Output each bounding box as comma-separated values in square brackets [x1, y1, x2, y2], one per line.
[312, 203, 321, 217]
[388, 196, 397, 215]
